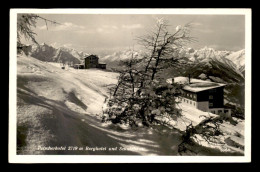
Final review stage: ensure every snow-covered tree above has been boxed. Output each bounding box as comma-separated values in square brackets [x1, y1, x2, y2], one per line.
[103, 19, 196, 127]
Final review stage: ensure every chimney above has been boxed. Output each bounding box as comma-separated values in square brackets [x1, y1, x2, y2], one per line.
[188, 74, 191, 84]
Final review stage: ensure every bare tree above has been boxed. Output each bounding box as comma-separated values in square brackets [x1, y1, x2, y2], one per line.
[103, 19, 196, 127]
[135, 19, 196, 92]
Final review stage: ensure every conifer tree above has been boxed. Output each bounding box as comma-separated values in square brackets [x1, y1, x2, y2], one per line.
[17, 14, 61, 55]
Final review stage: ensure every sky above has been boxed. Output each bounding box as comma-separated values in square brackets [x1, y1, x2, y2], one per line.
[22, 14, 245, 55]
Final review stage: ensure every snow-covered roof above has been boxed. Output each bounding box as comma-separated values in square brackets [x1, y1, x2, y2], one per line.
[166, 77, 226, 92]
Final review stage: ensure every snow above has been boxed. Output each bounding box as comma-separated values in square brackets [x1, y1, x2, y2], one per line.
[102, 49, 142, 62]
[167, 76, 226, 92]
[16, 55, 244, 155]
[173, 102, 218, 131]
[152, 94, 245, 154]
[17, 55, 183, 155]
[172, 102, 244, 154]
[225, 49, 245, 69]
[176, 25, 182, 32]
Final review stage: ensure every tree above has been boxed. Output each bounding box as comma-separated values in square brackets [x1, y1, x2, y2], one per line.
[17, 14, 61, 55]
[103, 19, 196, 127]
[178, 112, 238, 155]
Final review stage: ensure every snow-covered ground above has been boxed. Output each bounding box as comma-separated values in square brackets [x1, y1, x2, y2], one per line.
[172, 102, 244, 154]
[16, 55, 183, 155]
[16, 55, 244, 155]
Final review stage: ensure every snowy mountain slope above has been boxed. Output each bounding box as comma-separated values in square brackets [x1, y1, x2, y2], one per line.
[98, 49, 142, 70]
[16, 55, 244, 156]
[225, 49, 245, 74]
[28, 43, 87, 64]
[194, 47, 245, 77]
[101, 49, 142, 62]
[17, 55, 118, 154]
[58, 46, 90, 61]
[101, 47, 244, 75]
[177, 51, 245, 114]
[102, 47, 245, 111]
[16, 55, 186, 156]
[178, 47, 243, 77]
[185, 55, 244, 83]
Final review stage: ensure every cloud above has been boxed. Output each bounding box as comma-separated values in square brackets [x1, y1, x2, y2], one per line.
[122, 24, 143, 29]
[102, 25, 118, 29]
[38, 22, 85, 32]
[97, 25, 118, 34]
[38, 22, 143, 35]
[190, 23, 215, 34]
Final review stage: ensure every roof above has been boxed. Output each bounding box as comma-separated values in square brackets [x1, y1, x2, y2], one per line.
[85, 55, 99, 59]
[166, 77, 226, 92]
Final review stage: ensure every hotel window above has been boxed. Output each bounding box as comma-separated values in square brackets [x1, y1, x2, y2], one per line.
[193, 94, 196, 99]
[190, 101, 192, 104]
[209, 95, 213, 99]
[194, 102, 196, 106]
[209, 103, 213, 107]
[218, 110, 222, 114]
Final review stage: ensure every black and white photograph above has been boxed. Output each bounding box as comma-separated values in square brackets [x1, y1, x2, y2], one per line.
[9, 9, 251, 163]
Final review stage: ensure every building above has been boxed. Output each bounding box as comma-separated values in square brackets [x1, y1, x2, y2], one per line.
[166, 77, 231, 115]
[73, 55, 106, 70]
[84, 55, 106, 69]
[73, 64, 85, 69]
[84, 55, 99, 69]
[98, 63, 107, 69]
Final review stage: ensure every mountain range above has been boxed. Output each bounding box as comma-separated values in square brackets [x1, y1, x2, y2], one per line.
[27, 43, 89, 65]
[101, 46, 245, 78]
[26, 43, 245, 79]
[99, 46, 245, 114]
[25, 43, 245, 117]
[178, 47, 245, 82]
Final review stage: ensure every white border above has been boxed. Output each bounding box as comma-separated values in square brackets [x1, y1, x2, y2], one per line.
[9, 8, 252, 163]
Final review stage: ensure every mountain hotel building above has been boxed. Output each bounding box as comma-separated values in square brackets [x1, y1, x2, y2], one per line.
[167, 77, 231, 115]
